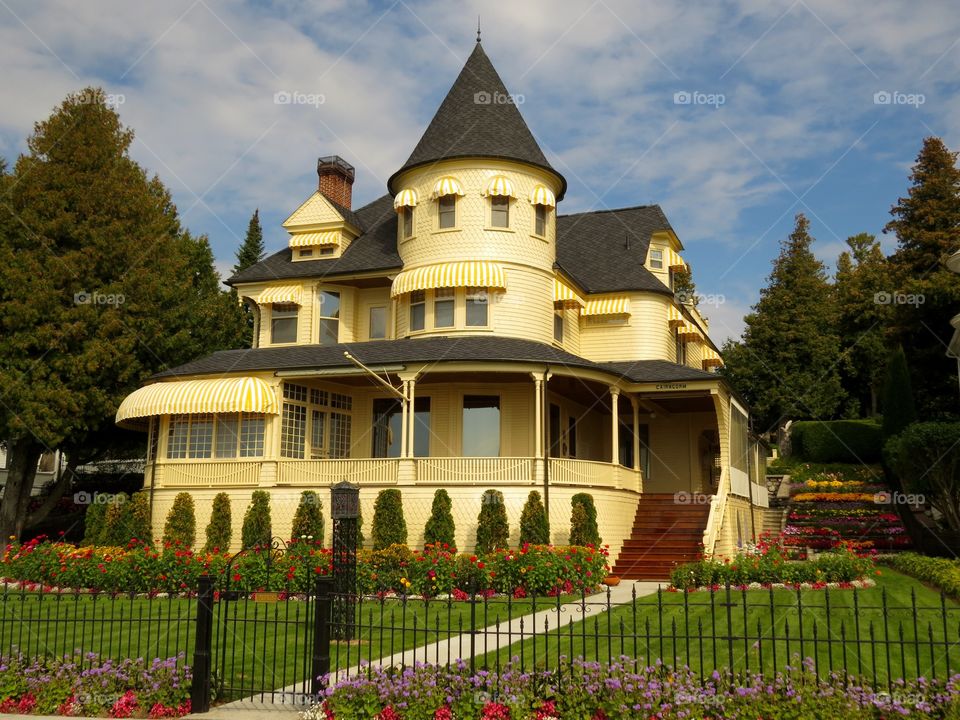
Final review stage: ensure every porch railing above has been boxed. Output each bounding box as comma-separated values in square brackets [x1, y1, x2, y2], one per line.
[277, 459, 400, 485]
[155, 461, 261, 487]
[549, 458, 620, 488]
[702, 466, 729, 556]
[415, 457, 534, 484]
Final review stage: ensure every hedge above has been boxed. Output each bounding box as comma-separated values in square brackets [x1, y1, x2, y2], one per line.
[790, 419, 882, 463]
[878, 552, 960, 600]
[885, 422, 960, 531]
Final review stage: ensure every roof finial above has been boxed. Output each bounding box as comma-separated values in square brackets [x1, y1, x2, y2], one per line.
[477, 16, 481, 43]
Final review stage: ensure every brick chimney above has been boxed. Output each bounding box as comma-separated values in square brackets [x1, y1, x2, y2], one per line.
[317, 155, 355, 209]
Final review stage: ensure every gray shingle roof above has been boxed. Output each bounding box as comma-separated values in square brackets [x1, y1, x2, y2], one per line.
[556, 205, 674, 296]
[152, 336, 717, 386]
[387, 43, 566, 199]
[226, 194, 401, 286]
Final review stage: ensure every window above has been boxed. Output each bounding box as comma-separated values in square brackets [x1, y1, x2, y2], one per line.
[147, 419, 158, 462]
[675, 332, 687, 365]
[329, 412, 351, 459]
[438, 195, 456, 229]
[318, 291, 340, 346]
[650, 249, 664, 269]
[567, 415, 578, 458]
[369, 306, 387, 339]
[271, 304, 298, 344]
[401, 206, 414, 238]
[281, 382, 353, 460]
[281, 403, 307, 459]
[166, 414, 265, 459]
[372, 397, 431, 458]
[463, 395, 500, 456]
[553, 310, 564, 342]
[310, 410, 326, 459]
[465, 287, 488, 327]
[434, 287, 455, 328]
[618, 420, 634, 467]
[409, 290, 426, 331]
[299, 249, 314, 258]
[490, 196, 509, 228]
[319, 247, 335, 256]
[535, 204, 548, 236]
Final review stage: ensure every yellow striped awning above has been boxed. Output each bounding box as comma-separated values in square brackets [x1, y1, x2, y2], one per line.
[483, 176, 515, 197]
[288, 231, 340, 248]
[554, 277, 584, 307]
[257, 285, 302, 305]
[433, 176, 465, 198]
[668, 248, 689, 272]
[582, 296, 631, 317]
[529, 185, 556, 207]
[702, 346, 723, 369]
[677, 321, 703, 342]
[391, 261, 506, 298]
[393, 189, 419, 211]
[668, 305, 685, 328]
[116, 376, 279, 429]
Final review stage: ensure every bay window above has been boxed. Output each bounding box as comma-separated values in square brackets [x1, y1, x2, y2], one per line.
[166, 414, 266, 459]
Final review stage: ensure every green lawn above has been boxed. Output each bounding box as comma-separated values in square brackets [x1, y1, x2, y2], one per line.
[480, 571, 960, 685]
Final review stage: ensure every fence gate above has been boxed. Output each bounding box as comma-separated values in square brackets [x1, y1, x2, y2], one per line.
[191, 539, 332, 712]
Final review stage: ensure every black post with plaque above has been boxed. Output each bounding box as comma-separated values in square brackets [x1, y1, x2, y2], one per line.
[330, 481, 359, 641]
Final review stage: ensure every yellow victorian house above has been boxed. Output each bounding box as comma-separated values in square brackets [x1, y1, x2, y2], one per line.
[116, 42, 768, 579]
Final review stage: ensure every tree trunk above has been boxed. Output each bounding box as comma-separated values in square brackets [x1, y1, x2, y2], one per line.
[25, 454, 75, 530]
[0, 437, 43, 541]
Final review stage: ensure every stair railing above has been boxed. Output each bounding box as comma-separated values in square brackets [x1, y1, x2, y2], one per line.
[701, 466, 729, 557]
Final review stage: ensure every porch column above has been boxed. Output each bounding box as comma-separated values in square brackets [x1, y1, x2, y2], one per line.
[400, 380, 409, 458]
[531, 373, 543, 458]
[631, 397, 640, 470]
[609, 386, 620, 466]
[407, 377, 417, 458]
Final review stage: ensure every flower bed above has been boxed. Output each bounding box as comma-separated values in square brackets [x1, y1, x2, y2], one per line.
[0, 652, 190, 717]
[304, 658, 959, 719]
[2, 538, 607, 598]
[669, 537, 875, 590]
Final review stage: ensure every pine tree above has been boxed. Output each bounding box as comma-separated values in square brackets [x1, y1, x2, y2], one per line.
[163, 492, 197, 547]
[234, 209, 265, 275]
[720, 214, 844, 430]
[475, 489, 509, 553]
[242, 491, 273, 549]
[291, 491, 325, 545]
[204, 493, 233, 553]
[371, 489, 407, 549]
[519, 491, 550, 545]
[423, 489, 456, 548]
[880, 346, 917, 440]
[884, 137, 960, 418]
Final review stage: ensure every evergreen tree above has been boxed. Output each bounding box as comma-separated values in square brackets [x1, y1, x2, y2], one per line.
[242, 491, 273, 549]
[163, 492, 197, 547]
[880, 346, 917, 440]
[371, 489, 407, 549]
[834, 233, 893, 416]
[100, 493, 131, 546]
[519, 491, 550, 545]
[234, 209, 265, 274]
[569, 493, 601, 546]
[0, 88, 247, 539]
[291, 491, 325, 545]
[82, 500, 108, 546]
[884, 137, 960, 418]
[204, 493, 233, 553]
[423, 489, 456, 548]
[475, 489, 509, 553]
[124, 491, 153, 546]
[720, 214, 844, 430]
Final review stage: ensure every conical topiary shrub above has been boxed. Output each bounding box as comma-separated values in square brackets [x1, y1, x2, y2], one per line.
[519, 490, 550, 545]
[423, 489, 456, 548]
[124, 490, 153, 546]
[242, 490, 272, 549]
[475, 489, 509, 553]
[163, 492, 197, 547]
[204, 492, 232, 553]
[82, 498, 108, 546]
[569, 493, 601, 546]
[100, 493, 130, 547]
[372, 489, 407, 550]
[291, 490, 325, 545]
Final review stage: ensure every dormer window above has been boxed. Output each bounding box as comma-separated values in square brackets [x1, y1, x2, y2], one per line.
[491, 196, 509, 228]
[438, 195, 456, 229]
[650, 249, 664, 270]
[271, 304, 298, 344]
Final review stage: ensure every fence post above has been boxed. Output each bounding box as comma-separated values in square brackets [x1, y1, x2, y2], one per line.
[311, 576, 334, 698]
[469, 579, 477, 675]
[191, 575, 215, 714]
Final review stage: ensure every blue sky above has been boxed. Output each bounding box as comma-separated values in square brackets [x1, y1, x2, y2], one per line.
[2, 0, 958, 343]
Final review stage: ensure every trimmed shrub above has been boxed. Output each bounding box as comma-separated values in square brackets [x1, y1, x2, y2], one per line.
[423, 489, 456, 549]
[124, 490, 153, 546]
[881, 346, 917, 440]
[99, 494, 130, 547]
[886, 422, 960, 531]
[163, 493, 196, 547]
[475, 489, 509, 554]
[371, 489, 407, 550]
[790, 419, 882, 463]
[880, 552, 960, 599]
[291, 491, 325, 544]
[519, 491, 550, 545]
[81, 499, 108, 546]
[204, 492, 232, 553]
[569, 493, 601, 546]
[357, 505, 365, 548]
[241, 490, 273, 549]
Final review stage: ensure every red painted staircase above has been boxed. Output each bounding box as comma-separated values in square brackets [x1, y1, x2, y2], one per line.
[611, 493, 711, 580]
